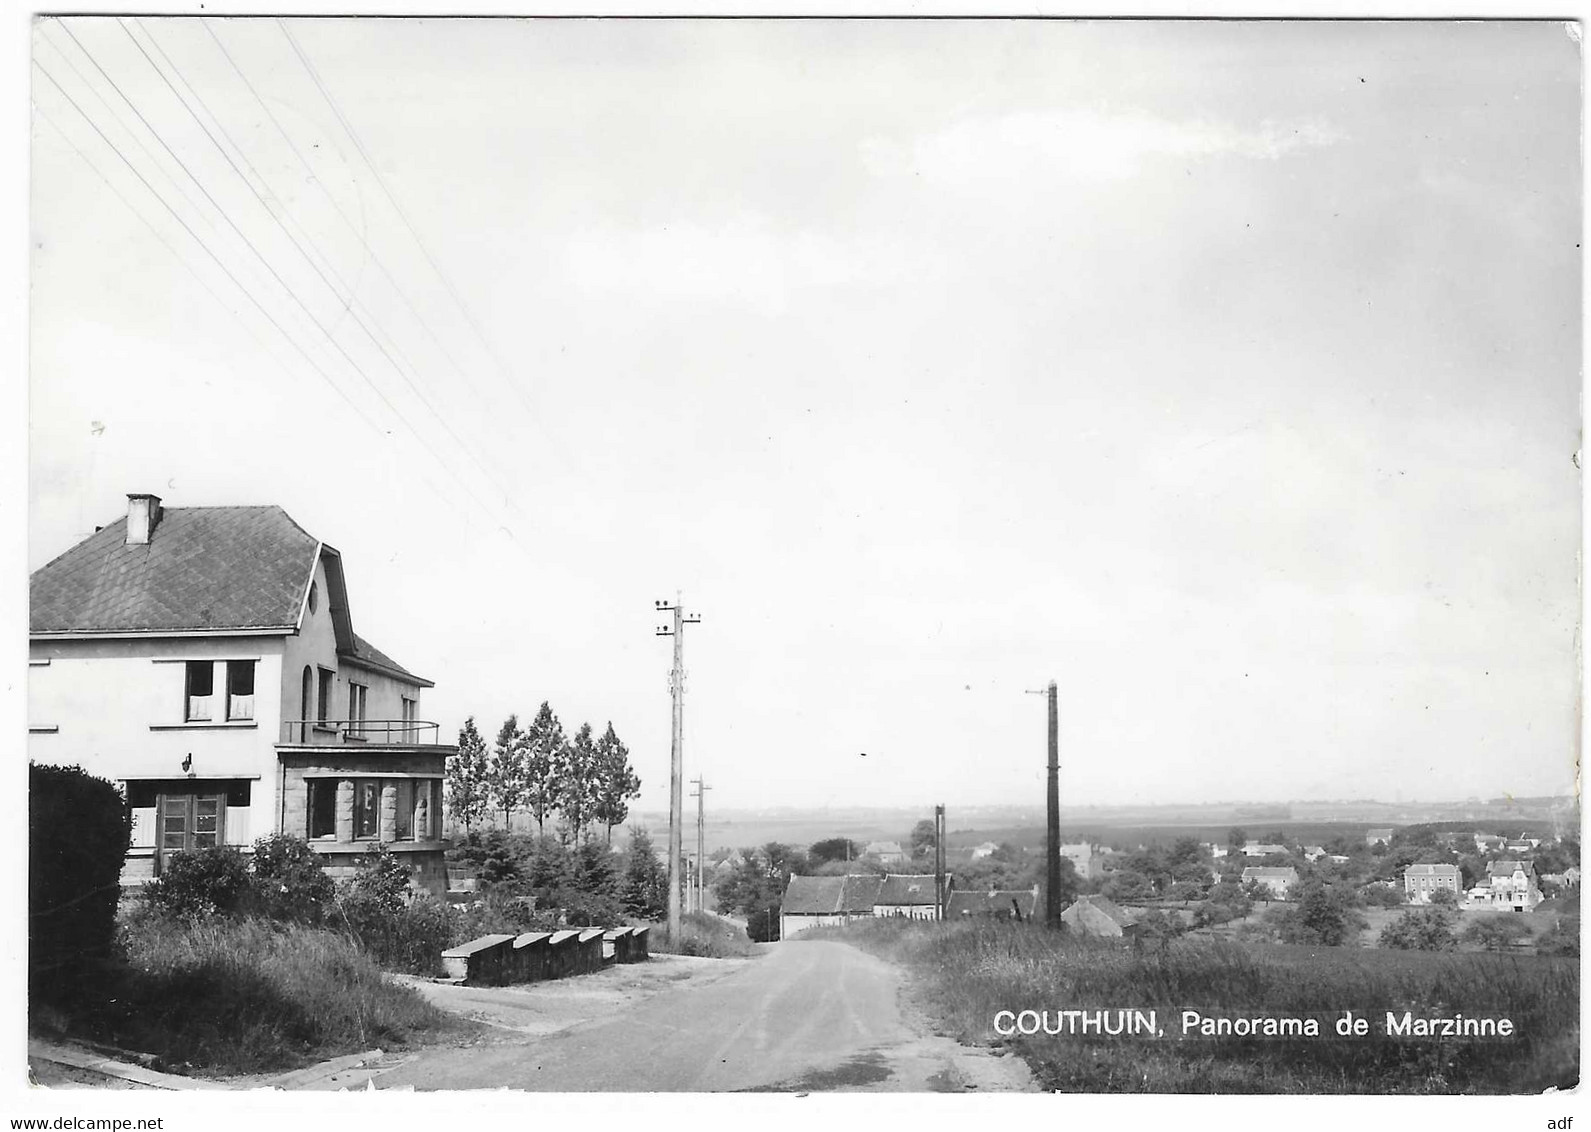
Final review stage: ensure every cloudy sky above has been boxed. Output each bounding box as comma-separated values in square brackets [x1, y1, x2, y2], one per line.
[26, 18, 1581, 812]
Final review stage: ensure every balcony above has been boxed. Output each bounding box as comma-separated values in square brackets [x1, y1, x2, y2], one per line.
[278, 718, 446, 747]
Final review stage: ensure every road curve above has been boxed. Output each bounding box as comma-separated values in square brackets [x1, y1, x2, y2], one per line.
[376, 940, 919, 1092]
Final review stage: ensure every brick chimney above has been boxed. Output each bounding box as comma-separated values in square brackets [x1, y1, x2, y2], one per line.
[125, 493, 163, 545]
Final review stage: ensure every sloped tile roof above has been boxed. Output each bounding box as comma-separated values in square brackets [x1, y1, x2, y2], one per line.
[782, 875, 845, 915]
[31, 506, 318, 634]
[945, 889, 1038, 918]
[1405, 863, 1461, 877]
[838, 873, 884, 913]
[877, 874, 944, 906]
[1488, 859, 1535, 877]
[343, 632, 430, 686]
[1062, 894, 1138, 931]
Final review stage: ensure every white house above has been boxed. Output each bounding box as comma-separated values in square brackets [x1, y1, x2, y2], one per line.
[873, 874, 948, 919]
[29, 494, 456, 892]
[1240, 866, 1299, 899]
[1402, 863, 1461, 903]
[1468, 860, 1543, 912]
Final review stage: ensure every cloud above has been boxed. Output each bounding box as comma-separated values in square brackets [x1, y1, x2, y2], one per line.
[864, 107, 1344, 184]
[561, 215, 945, 313]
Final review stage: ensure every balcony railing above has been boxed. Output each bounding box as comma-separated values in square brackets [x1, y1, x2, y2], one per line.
[279, 719, 442, 746]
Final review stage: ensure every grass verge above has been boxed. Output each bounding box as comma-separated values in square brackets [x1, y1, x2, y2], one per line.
[95, 911, 467, 1076]
[809, 918, 1578, 1093]
[651, 911, 762, 958]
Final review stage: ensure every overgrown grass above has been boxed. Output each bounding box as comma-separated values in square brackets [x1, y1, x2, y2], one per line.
[810, 918, 1578, 1093]
[651, 911, 761, 958]
[102, 910, 466, 1076]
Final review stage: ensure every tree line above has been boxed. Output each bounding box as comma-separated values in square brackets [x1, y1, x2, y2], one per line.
[446, 702, 641, 843]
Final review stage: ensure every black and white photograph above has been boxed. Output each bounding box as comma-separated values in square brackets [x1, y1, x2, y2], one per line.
[12, 6, 1582, 1119]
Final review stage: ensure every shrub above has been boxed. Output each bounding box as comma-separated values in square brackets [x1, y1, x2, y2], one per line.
[653, 911, 760, 957]
[113, 913, 460, 1073]
[1536, 917, 1579, 957]
[1362, 885, 1406, 908]
[145, 846, 253, 919]
[1379, 908, 1458, 951]
[1461, 916, 1529, 952]
[29, 763, 131, 1009]
[337, 895, 455, 976]
[250, 834, 333, 923]
[746, 907, 780, 942]
[1428, 889, 1459, 908]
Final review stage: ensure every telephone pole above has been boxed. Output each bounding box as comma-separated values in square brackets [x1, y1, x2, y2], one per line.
[1045, 680, 1060, 928]
[691, 775, 712, 915]
[934, 803, 947, 919]
[655, 594, 701, 944]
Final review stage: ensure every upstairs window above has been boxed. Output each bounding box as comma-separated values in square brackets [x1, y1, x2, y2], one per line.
[348, 683, 368, 738]
[316, 668, 333, 723]
[185, 661, 214, 721]
[226, 660, 255, 721]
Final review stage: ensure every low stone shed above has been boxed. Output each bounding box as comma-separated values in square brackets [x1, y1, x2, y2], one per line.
[440, 933, 515, 984]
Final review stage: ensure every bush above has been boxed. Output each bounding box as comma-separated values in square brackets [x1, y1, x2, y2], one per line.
[250, 835, 334, 923]
[29, 763, 131, 1008]
[653, 911, 760, 957]
[1536, 917, 1579, 957]
[1461, 916, 1529, 952]
[746, 907, 781, 942]
[113, 912, 460, 1073]
[145, 846, 253, 919]
[1428, 889, 1459, 908]
[1379, 908, 1458, 951]
[1362, 885, 1407, 908]
[338, 894, 455, 976]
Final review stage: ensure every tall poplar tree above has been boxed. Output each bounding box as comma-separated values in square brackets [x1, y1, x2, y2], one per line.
[593, 722, 641, 844]
[446, 716, 490, 833]
[556, 722, 599, 842]
[523, 701, 567, 836]
[486, 714, 527, 830]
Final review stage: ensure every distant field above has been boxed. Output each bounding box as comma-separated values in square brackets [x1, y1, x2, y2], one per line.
[605, 814, 1568, 857]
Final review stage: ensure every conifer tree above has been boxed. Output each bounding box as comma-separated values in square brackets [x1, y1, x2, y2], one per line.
[523, 701, 567, 836]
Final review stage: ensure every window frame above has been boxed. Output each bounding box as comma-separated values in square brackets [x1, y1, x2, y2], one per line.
[226, 659, 256, 721]
[184, 661, 215, 722]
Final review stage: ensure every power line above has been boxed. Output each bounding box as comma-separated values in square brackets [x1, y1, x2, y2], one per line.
[203, 18, 529, 442]
[126, 18, 531, 529]
[33, 57, 397, 447]
[278, 20, 564, 447]
[75, 20, 510, 534]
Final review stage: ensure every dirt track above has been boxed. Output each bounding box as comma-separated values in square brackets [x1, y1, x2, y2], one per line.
[366, 940, 1033, 1093]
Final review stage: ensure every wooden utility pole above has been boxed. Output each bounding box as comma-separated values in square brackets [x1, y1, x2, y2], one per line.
[934, 803, 947, 919]
[655, 595, 701, 945]
[1045, 680, 1061, 928]
[691, 776, 711, 915]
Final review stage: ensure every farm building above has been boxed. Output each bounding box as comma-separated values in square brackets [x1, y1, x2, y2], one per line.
[1241, 866, 1299, 899]
[1059, 894, 1140, 938]
[1402, 863, 1461, 903]
[779, 873, 884, 938]
[945, 888, 1038, 921]
[874, 874, 949, 919]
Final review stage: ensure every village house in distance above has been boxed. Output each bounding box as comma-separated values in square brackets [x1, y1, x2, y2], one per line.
[28, 493, 456, 892]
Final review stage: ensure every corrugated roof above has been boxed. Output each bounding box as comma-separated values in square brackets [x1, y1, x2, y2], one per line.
[782, 874, 845, 915]
[877, 874, 944, 905]
[31, 506, 318, 634]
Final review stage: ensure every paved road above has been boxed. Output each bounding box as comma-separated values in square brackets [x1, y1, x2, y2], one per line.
[373, 940, 1028, 1092]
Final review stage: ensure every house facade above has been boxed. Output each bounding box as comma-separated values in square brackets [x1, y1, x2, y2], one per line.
[945, 887, 1038, 921]
[863, 841, 907, 865]
[29, 495, 455, 893]
[779, 873, 883, 939]
[1468, 860, 1543, 912]
[1402, 863, 1461, 903]
[1241, 866, 1299, 899]
[873, 874, 948, 919]
[1059, 842, 1102, 879]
